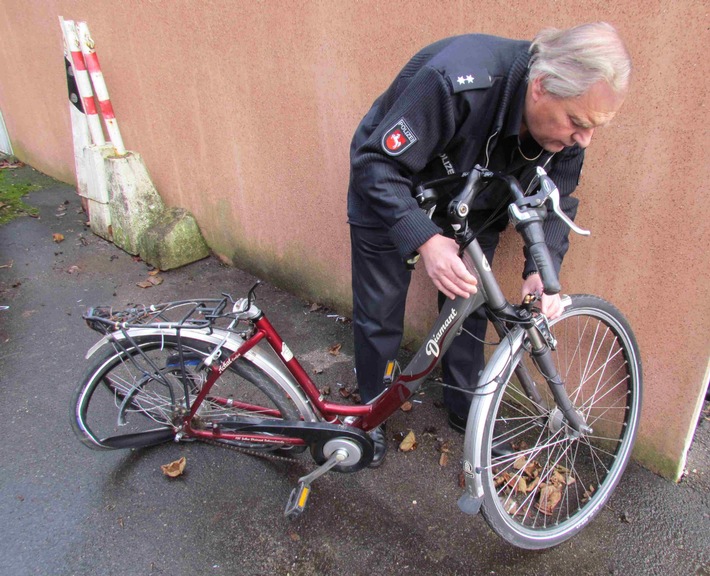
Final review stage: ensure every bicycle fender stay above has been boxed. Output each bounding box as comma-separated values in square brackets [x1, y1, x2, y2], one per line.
[85, 327, 319, 423]
[457, 327, 526, 516]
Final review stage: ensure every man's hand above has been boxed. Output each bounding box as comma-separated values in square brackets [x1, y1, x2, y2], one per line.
[418, 235, 478, 300]
[521, 272, 566, 320]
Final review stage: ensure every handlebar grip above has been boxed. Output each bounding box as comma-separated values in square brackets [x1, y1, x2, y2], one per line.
[527, 241, 561, 295]
[515, 214, 561, 295]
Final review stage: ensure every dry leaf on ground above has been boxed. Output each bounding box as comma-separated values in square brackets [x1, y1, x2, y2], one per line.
[52, 233, 64, 243]
[400, 401, 413, 412]
[161, 456, 186, 478]
[328, 343, 342, 356]
[535, 483, 563, 515]
[399, 430, 417, 452]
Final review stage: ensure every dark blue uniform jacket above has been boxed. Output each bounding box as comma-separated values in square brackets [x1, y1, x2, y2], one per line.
[347, 34, 584, 277]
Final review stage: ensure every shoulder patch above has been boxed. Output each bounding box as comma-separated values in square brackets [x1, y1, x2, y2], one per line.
[382, 118, 418, 156]
[449, 68, 493, 93]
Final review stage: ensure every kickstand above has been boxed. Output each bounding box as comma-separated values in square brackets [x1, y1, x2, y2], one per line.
[284, 448, 348, 519]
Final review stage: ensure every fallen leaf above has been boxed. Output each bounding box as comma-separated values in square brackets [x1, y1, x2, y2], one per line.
[526, 476, 542, 493]
[351, 393, 361, 403]
[137, 281, 154, 289]
[320, 386, 331, 396]
[338, 387, 351, 398]
[52, 233, 64, 243]
[535, 483, 563, 515]
[148, 269, 161, 276]
[500, 496, 518, 515]
[550, 470, 566, 486]
[458, 472, 466, 488]
[328, 343, 342, 356]
[67, 265, 81, 274]
[160, 456, 186, 478]
[399, 430, 417, 452]
[147, 274, 163, 286]
[400, 401, 413, 412]
[289, 532, 301, 542]
[513, 456, 528, 470]
[439, 452, 449, 467]
[309, 303, 323, 312]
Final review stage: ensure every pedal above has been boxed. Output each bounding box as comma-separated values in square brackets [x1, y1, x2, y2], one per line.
[283, 447, 348, 519]
[284, 482, 311, 519]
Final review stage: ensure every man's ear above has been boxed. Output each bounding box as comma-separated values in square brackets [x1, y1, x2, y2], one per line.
[530, 76, 546, 102]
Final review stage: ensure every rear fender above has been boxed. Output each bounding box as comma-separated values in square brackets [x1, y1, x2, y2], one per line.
[86, 327, 318, 422]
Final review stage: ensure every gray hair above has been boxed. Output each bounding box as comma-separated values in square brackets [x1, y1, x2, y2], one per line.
[529, 22, 632, 98]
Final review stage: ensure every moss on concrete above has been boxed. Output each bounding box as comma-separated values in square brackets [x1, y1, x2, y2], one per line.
[139, 207, 210, 270]
[631, 438, 683, 481]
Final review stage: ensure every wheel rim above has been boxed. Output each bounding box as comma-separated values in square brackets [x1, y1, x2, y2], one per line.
[486, 305, 641, 540]
[77, 340, 298, 450]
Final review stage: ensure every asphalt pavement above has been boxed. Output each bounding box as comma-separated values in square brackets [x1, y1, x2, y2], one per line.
[1, 162, 708, 576]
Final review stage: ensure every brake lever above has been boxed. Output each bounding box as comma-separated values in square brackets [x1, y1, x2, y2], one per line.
[537, 168, 591, 237]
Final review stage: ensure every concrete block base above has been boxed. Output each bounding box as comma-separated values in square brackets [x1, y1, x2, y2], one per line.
[86, 198, 112, 241]
[106, 152, 165, 255]
[139, 207, 210, 270]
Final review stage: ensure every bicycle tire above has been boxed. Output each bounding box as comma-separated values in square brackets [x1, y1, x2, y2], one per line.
[479, 294, 642, 549]
[71, 334, 304, 452]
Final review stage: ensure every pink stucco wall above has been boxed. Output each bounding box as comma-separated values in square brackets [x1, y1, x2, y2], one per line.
[0, 0, 707, 478]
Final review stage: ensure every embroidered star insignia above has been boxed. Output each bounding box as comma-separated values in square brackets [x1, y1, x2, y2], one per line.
[466, 75, 475, 83]
[457, 76, 466, 85]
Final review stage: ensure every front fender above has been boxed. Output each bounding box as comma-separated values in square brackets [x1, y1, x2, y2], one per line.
[86, 327, 318, 423]
[457, 327, 526, 516]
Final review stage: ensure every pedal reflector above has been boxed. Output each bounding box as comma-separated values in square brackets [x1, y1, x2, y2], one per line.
[284, 482, 310, 519]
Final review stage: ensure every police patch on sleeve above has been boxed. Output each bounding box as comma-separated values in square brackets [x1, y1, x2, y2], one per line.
[382, 118, 418, 156]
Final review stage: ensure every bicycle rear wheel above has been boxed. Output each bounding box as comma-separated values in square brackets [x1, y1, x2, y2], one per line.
[479, 294, 642, 549]
[71, 334, 303, 451]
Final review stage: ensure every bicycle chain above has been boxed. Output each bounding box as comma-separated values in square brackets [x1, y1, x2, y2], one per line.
[199, 437, 302, 463]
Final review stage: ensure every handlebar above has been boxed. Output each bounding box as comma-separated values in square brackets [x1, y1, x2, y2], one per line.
[414, 165, 590, 296]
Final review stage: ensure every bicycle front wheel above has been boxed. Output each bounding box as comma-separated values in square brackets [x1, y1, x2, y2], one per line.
[479, 294, 642, 549]
[72, 334, 303, 451]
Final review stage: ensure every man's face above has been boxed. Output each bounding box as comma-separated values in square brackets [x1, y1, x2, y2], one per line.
[523, 77, 625, 152]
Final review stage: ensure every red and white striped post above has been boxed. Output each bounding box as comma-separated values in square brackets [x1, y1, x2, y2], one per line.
[59, 18, 106, 147]
[60, 18, 91, 203]
[76, 21, 126, 156]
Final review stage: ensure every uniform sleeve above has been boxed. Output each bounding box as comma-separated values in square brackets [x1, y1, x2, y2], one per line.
[350, 66, 458, 258]
[522, 145, 584, 277]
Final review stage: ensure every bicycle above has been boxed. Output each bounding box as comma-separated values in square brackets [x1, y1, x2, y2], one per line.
[71, 166, 642, 550]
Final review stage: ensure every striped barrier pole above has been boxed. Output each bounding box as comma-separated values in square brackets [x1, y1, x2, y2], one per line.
[76, 21, 126, 155]
[59, 17, 91, 202]
[59, 19, 106, 147]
